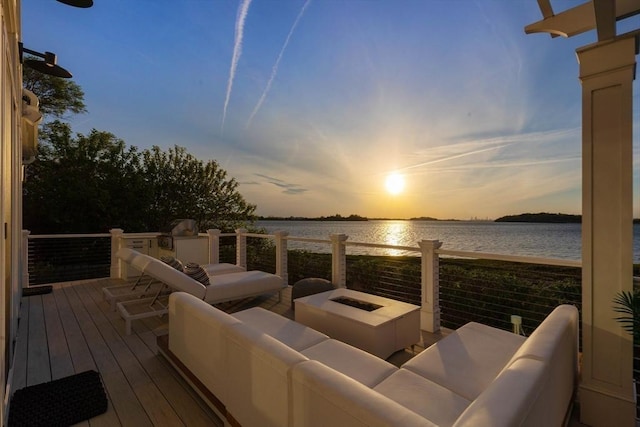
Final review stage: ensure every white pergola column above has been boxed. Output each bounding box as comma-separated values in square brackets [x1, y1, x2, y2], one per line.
[577, 35, 636, 427]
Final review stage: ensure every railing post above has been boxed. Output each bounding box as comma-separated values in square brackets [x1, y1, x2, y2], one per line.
[419, 239, 442, 333]
[274, 231, 289, 283]
[21, 230, 30, 287]
[330, 234, 348, 288]
[207, 229, 221, 264]
[235, 228, 247, 269]
[110, 228, 124, 279]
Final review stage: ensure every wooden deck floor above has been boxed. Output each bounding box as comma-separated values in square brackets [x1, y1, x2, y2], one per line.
[10, 277, 443, 426]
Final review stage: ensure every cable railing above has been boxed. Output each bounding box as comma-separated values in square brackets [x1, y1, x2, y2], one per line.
[26, 233, 111, 286]
[24, 228, 585, 336]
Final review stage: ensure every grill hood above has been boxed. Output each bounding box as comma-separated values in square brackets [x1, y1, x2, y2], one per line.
[160, 219, 198, 237]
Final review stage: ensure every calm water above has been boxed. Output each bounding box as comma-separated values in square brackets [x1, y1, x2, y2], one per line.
[256, 220, 640, 262]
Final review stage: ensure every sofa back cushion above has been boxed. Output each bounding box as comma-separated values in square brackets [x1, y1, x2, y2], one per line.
[502, 304, 579, 425]
[223, 322, 308, 427]
[168, 292, 240, 402]
[452, 358, 546, 427]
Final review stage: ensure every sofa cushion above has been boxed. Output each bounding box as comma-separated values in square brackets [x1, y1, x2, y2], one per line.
[374, 369, 471, 427]
[452, 358, 546, 427]
[402, 322, 525, 401]
[233, 307, 328, 351]
[291, 360, 437, 427]
[160, 256, 184, 272]
[301, 339, 397, 387]
[184, 262, 210, 286]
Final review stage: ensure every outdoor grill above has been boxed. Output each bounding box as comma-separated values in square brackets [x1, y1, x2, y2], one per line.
[157, 219, 198, 250]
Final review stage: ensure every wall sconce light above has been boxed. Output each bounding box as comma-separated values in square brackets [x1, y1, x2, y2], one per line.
[57, 0, 93, 7]
[19, 42, 72, 78]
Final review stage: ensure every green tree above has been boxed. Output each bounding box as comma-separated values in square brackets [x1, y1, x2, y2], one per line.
[23, 122, 147, 233]
[141, 145, 257, 232]
[23, 61, 86, 119]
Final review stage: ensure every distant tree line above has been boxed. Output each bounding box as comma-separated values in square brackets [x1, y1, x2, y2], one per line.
[22, 65, 256, 234]
[495, 213, 582, 223]
[258, 214, 368, 221]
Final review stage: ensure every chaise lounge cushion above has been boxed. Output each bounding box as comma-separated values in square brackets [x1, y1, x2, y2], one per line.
[205, 271, 283, 304]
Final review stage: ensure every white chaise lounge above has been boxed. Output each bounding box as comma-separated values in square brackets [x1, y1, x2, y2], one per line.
[114, 248, 285, 334]
[103, 247, 247, 310]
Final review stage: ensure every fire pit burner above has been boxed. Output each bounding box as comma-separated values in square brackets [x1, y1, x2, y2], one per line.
[330, 296, 383, 312]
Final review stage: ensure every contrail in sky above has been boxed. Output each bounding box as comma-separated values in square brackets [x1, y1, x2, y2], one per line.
[246, 0, 311, 129]
[221, 0, 252, 134]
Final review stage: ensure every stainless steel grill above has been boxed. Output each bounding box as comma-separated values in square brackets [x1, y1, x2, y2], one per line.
[157, 219, 198, 250]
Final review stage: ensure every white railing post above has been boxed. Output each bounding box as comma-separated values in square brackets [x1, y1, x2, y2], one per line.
[419, 239, 442, 333]
[110, 228, 124, 279]
[274, 231, 289, 283]
[330, 234, 348, 288]
[207, 229, 221, 264]
[21, 230, 30, 287]
[236, 228, 247, 269]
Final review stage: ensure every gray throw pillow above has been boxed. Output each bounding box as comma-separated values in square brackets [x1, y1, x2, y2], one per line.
[184, 262, 210, 286]
[160, 256, 184, 272]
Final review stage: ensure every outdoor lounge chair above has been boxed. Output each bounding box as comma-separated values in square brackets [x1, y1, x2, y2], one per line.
[104, 247, 247, 310]
[115, 249, 285, 334]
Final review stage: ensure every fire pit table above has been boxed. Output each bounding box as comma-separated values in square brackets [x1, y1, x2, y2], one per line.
[294, 288, 420, 359]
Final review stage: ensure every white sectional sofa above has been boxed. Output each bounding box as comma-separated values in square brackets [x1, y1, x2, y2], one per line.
[159, 292, 579, 427]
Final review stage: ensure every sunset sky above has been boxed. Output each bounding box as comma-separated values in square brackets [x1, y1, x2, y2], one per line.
[22, 1, 640, 220]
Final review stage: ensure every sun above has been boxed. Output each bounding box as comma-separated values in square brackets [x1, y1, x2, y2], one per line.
[385, 173, 405, 195]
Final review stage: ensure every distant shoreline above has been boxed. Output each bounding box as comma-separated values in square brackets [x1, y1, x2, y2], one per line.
[258, 213, 640, 224]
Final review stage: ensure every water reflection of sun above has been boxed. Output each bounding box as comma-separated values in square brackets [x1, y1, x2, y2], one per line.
[384, 222, 408, 256]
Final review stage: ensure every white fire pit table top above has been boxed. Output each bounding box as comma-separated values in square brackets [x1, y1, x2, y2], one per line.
[294, 288, 420, 359]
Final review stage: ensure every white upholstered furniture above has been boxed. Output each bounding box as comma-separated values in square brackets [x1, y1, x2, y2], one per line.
[160, 291, 579, 427]
[294, 288, 420, 358]
[103, 247, 246, 310]
[113, 248, 285, 334]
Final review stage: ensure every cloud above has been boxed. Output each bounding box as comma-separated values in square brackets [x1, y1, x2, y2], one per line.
[246, 0, 312, 128]
[221, 0, 252, 133]
[254, 173, 309, 195]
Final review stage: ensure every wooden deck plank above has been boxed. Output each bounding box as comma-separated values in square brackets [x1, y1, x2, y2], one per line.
[26, 295, 51, 386]
[84, 280, 223, 427]
[62, 283, 153, 427]
[11, 297, 30, 392]
[42, 289, 75, 380]
[50, 284, 117, 427]
[72, 282, 186, 427]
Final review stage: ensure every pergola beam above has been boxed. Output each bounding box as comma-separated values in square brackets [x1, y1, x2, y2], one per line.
[525, 0, 640, 38]
[593, 0, 616, 41]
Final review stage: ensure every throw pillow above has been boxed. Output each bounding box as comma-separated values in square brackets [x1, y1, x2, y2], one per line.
[160, 256, 184, 272]
[184, 262, 210, 286]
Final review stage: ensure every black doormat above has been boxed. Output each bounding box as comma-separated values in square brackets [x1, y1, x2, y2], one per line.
[22, 286, 52, 297]
[8, 370, 108, 427]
